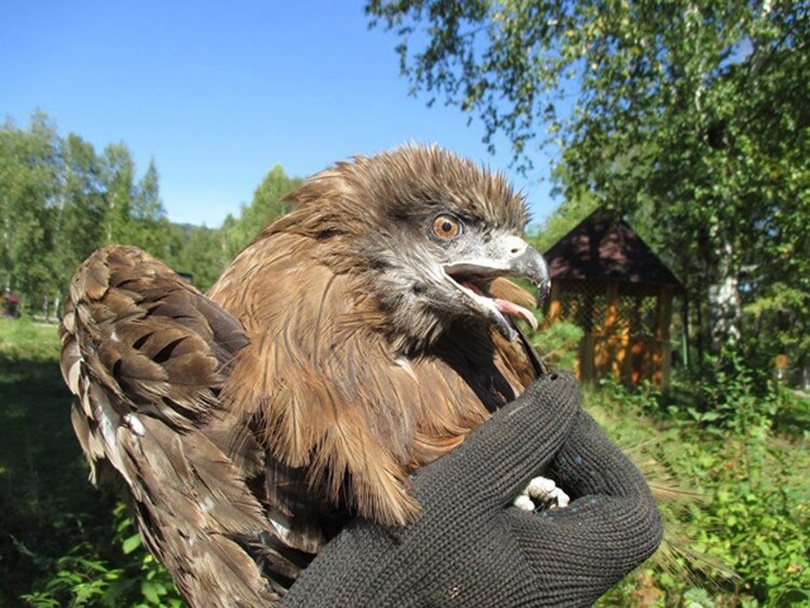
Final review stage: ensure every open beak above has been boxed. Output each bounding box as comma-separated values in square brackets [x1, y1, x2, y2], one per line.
[443, 236, 551, 341]
[506, 241, 551, 307]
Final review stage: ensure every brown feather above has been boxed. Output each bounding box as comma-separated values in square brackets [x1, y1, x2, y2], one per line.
[60, 245, 277, 605]
[61, 145, 547, 606]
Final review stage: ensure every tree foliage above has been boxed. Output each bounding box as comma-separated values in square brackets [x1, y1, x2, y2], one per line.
[0, 112, 306, 308]
[219, 164, 303, 263]
[366, 0, 810, 383]
[0, 113, 175, 313]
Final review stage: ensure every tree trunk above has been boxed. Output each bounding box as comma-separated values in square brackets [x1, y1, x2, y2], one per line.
[706, 240, 742, 354]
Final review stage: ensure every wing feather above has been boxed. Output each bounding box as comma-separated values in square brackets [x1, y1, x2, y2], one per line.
[59, 245, 280, 607]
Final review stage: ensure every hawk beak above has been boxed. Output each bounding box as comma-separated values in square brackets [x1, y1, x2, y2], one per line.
[443, 236, 551, 340]
[507, 240, 551, 307]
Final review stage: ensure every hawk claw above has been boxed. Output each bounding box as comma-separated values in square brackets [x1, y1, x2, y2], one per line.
[513, 475, 570, 511]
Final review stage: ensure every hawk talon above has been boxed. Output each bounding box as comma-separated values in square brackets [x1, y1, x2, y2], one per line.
[513, 475, 570, 511]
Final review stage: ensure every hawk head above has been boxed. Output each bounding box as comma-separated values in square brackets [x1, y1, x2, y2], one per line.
[274, 144, 550, 352]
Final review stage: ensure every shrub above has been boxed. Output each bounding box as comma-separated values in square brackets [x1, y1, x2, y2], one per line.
[591, 360, 809, 606]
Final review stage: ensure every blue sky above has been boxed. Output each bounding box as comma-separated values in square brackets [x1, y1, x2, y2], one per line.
[2, 1, 559, 227]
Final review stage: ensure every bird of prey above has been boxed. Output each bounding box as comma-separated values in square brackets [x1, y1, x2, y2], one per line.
[59, 144, 551, 606]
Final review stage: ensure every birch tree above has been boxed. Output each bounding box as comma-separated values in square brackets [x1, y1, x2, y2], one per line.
[367, 0, 810, 368]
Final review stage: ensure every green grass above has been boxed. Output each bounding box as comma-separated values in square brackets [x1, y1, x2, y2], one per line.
[0, 319, 179, 607]
[1, 318, 807, 607]
[0, 319, 118, 605]
[0, 318, 62, 362]
[590, 379, 810, 607]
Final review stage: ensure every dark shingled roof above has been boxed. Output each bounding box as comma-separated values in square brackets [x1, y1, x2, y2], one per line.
[544, 208, 684, 290]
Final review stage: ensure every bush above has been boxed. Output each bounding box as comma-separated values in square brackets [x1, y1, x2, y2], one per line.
[592, 355, 810, 606]
[533, 319, 584, 371]
[20, 503, 182, 607]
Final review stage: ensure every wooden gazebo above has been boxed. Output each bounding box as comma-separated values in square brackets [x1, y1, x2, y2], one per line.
[543, 209, 685, 388]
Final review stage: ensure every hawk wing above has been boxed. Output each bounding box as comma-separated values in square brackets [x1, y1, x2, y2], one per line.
[60, 245, 285, 605]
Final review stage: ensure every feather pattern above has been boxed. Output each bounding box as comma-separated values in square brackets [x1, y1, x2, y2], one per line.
[60, 144, 546, 606]
[61, 245, 280, 604]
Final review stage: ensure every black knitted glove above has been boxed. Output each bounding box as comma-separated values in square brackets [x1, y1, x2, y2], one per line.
[280, 372, 663, 607]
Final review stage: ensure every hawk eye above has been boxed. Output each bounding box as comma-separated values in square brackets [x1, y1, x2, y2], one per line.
[432, 214, 463, 240]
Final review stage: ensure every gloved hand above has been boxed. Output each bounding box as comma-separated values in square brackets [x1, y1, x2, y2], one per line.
[280, 371, 663, 607]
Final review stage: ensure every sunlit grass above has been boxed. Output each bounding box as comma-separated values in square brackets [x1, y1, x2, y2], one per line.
[0, 317, 61, 361]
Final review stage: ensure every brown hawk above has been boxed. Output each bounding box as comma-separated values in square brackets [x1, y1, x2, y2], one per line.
[60, 144, 550, 606]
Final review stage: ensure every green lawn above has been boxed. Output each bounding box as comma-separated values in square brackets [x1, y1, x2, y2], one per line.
[0, 319, 179, 607]
[1, 318, 807, 607]
[0, 319, 113, 605]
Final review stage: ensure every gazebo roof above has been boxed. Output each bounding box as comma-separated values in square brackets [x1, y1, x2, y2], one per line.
[544, 208, 684, 290]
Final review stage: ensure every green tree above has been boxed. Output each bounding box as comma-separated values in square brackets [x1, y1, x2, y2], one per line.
[366, 0, 810, 377]
[0, 111, 172, 314]
[51, 133, 107, 293]
[100, 143, 136, 245]
[162, 165, 303, 291]
[131, 160, 171, 256]
[250, 164, 302, 227]
[99, 145, 171, 257]
[164, 223, 225, 292]
[221, 164, 302, 261]
[0, 113, 61, 309]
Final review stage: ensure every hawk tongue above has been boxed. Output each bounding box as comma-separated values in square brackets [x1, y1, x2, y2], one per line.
[493, 298, 539, 331]
[463, 282, 539, 331]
